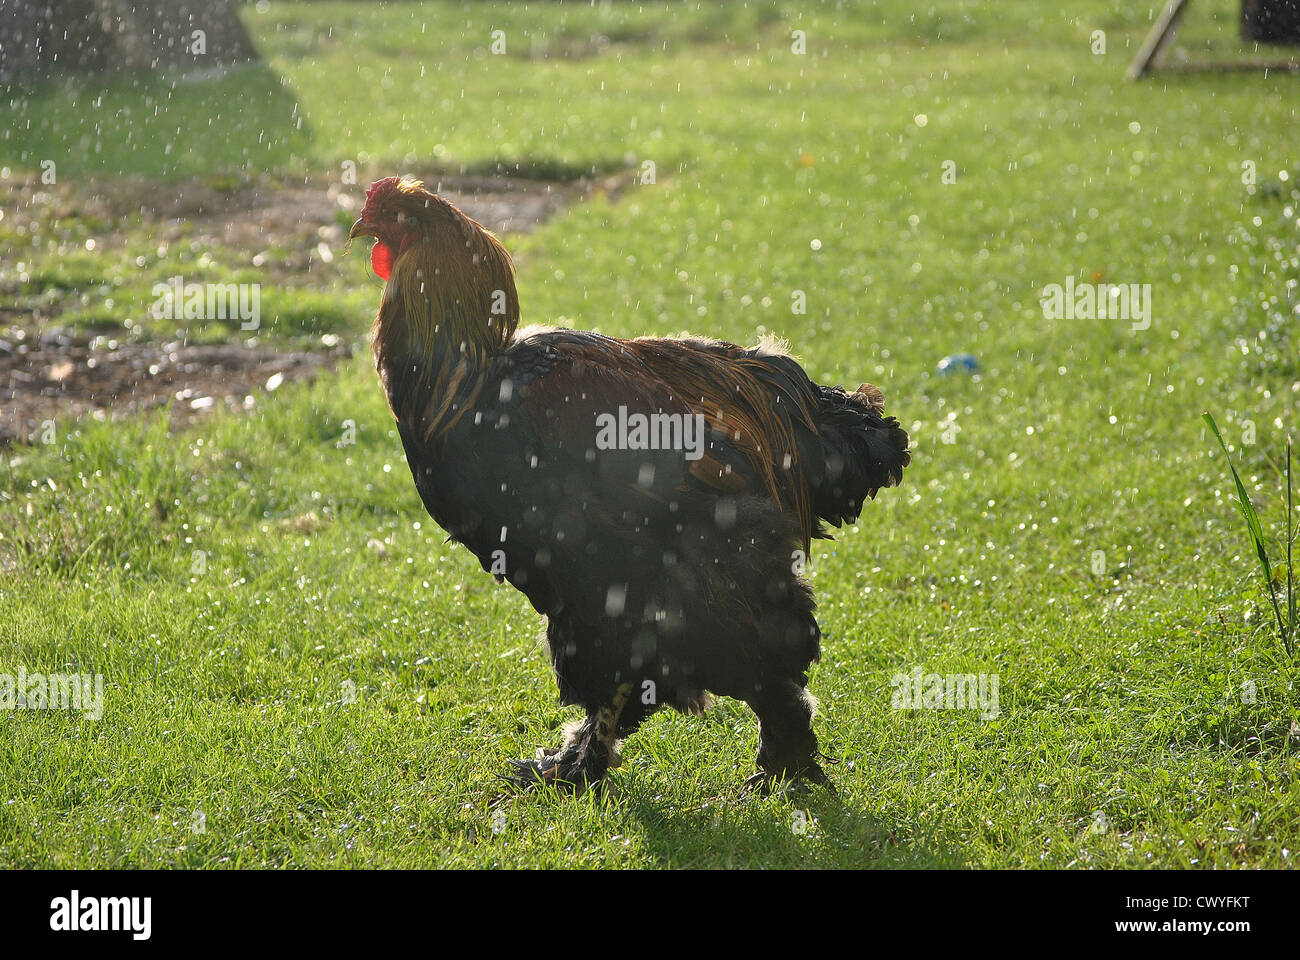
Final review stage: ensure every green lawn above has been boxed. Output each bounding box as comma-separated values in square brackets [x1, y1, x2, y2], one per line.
[1, 0, 1298, 868]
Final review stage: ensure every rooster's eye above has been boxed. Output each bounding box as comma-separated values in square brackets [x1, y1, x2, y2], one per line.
[395, 211, 406, 223]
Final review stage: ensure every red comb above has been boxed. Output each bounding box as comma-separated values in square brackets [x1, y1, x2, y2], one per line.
[365, 177, 401, 203]
[361, 177, 403, 219]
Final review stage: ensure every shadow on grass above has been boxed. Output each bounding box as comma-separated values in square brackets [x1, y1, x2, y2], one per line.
[618, 788, 965, 870]
[6, 63, 312, 181]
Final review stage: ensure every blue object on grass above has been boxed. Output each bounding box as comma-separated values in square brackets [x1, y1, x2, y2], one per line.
[936, 353, 980, 376]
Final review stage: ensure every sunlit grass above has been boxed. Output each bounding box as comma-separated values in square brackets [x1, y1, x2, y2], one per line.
[0, 0, 1297, 868]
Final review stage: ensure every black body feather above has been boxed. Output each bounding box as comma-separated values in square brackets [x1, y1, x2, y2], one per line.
[359, 178, 909, 791]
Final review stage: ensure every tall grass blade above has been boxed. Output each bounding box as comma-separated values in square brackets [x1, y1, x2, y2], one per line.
[1204, 412, 1289, 651]
[1288, 438, 1295, 654]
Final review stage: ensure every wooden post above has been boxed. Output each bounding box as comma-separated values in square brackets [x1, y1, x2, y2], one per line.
[1127, 0, 1194, 79]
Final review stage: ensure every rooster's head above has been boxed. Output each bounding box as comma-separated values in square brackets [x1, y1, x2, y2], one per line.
[351, 176, 519, 363]
[349, 176, 440, 280]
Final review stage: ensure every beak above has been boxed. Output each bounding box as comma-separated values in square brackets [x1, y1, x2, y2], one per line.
[348, 218, 376, 240]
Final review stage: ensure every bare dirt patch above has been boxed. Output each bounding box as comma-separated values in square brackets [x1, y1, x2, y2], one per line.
[1, 168, 627, 444]
[0, 327, 351, 445]
[3, 168, 626, 277]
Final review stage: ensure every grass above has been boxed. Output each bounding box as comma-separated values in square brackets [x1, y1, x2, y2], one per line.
[1205, 413, 1296, 656]
[1, 0, 1298, 868]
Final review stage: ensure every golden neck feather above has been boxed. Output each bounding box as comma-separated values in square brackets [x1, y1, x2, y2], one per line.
[371, 213, 520, 438]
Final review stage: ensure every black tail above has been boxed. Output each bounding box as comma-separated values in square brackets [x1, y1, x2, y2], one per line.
[810, 383, 910, 528]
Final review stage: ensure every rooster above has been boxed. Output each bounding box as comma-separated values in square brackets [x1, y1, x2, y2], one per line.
[350, 176, 910, 794]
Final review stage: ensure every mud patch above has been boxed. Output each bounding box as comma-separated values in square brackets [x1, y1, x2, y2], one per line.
[0, 327, 350, 445]
[3, 167, 628, 280]
[1, 167, 629, 443]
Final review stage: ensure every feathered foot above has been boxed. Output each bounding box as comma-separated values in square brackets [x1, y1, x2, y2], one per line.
[740, 762, 835, 798]
[745, 681, 837, 797]
[499, 742, 603, 795]
[497, 682, 637, 797]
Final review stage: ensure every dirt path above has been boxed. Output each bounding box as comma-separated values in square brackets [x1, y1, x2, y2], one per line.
[1, 168, 626, 444]
[0, 328, 351, 445]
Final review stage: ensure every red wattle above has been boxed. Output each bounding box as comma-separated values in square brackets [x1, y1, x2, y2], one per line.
[371, 240, 395, 280]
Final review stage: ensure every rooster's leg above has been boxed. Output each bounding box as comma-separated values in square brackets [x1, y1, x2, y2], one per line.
[504, 681, 638, 795]
[743, 680, 832, 796]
